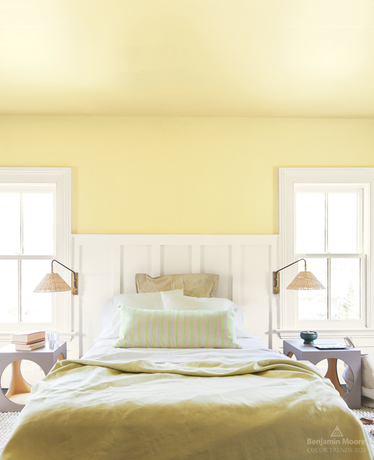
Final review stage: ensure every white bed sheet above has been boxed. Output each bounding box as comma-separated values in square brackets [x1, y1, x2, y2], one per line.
[81, 337, 279, 364]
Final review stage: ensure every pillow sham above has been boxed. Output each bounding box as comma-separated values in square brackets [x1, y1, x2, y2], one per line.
[96, 289, 183, 341]
[115, 306, 241, 349]
[135, 273, 219, 298]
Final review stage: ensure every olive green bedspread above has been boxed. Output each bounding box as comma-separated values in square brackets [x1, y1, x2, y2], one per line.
[2, 356, 373, 460]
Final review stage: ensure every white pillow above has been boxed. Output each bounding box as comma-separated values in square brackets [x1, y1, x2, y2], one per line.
[161, 292, 258, 340]
[161, 292, 239, 312]
[115, 306, 241, 349]
[96, 289, 183, 341]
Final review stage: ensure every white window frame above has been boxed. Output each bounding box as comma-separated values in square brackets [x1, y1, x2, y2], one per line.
[279, 168, 374, 333]
[0, 167, 72, 337]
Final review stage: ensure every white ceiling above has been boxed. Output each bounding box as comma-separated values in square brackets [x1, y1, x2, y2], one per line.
[1, 0, 374, 117]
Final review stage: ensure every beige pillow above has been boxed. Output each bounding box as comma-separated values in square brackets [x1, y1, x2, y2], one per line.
[135, 273, 219, 298]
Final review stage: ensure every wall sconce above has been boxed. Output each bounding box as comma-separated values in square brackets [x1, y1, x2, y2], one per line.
[273, 258, 325, 294]
[34, 259, 78, 295]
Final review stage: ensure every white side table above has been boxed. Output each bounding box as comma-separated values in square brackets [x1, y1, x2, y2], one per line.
[0, 342, 67, 412]
[283, 339, 361, 409]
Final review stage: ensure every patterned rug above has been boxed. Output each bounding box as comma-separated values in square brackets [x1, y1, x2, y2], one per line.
[1, 407, 374, 454]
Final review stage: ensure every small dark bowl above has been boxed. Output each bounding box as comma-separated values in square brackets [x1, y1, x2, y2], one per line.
[300, 330, 318, 345]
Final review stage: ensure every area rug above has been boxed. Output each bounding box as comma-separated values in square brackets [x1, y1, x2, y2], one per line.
[0, 412, 20, 454]
[1, 407, 374, 454]
[352, 406, 374, 442]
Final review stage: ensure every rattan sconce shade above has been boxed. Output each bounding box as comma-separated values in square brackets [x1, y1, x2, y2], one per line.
[286, 271, 325, 290]
[34, 273, 71, 293]
[273, 258, 325, 294]
[34, 259, 78, 295]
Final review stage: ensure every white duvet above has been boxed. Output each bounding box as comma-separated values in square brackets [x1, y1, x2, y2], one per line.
[82, 336, 286, 365]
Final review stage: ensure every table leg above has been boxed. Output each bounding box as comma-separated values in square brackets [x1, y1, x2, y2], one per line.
[5, 360, 32, 403]
[325, 358, 347, 398]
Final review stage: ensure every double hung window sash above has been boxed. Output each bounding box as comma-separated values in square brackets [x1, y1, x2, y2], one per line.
[292, 185, 366, 328]
[0, 184, 55, 325]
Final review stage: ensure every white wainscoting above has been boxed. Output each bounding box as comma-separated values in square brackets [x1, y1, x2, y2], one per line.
[72, 235, 278, 357]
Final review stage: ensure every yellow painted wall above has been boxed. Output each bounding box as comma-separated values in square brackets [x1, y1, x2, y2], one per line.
[1, 116, 374, 235]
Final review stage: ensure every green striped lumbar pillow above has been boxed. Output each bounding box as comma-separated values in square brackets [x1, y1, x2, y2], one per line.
[115, 306, 241, 349]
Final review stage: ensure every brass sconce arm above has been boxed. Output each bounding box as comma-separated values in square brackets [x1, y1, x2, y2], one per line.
[34, 259, 78, 295]
[273, 259, 306, 294]
[51, 259, 78, 295]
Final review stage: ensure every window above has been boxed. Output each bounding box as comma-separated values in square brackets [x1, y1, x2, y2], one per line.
[0, 168, 71, 334]
[279, 168, 373, 331]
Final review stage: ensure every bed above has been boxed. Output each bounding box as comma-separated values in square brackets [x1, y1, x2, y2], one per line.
[1, 285, 373, 460]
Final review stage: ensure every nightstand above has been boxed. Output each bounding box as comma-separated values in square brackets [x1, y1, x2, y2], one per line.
[283, 339, 361, 409]
[0, 341, 67, 412]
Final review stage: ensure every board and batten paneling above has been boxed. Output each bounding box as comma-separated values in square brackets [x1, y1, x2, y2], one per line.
[72, 235, 278, 357]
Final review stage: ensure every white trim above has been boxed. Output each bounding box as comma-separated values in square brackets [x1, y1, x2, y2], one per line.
[279, 167, 374, 331]
[0, 167, 72, 334]
[191, 245, 201, 273]
[152, 245, 161, 277]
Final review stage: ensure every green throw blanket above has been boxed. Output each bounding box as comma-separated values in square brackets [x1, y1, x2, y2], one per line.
[1, 357, 373, 460]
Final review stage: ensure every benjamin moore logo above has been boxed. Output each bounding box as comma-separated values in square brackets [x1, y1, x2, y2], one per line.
[307, 425, 366, 452]
[331, 426, 344, 437]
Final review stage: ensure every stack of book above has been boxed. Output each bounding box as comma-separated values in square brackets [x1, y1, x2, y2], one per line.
[12, 330, 46, 351]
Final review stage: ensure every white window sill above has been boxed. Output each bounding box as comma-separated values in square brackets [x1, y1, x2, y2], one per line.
[0, 331, 77, 344]
[275, 329, 374, 340]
